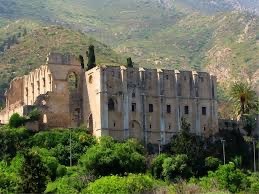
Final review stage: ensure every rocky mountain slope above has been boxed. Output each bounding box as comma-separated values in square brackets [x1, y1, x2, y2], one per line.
[0, 0, 258, 100]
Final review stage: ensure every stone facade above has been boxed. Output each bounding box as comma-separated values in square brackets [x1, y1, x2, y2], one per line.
[0, 53, 218, 145]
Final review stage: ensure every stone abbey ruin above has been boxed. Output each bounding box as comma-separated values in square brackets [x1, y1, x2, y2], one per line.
[0, 46, 219, 144]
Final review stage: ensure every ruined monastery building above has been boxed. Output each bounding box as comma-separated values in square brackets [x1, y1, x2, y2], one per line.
[0, 53, 218, 144]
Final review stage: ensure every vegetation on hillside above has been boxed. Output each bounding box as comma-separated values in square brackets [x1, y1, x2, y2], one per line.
[0, 117, 259, 193]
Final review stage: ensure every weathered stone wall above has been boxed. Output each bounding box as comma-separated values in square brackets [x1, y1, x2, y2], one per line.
[85, 66, 218, 144]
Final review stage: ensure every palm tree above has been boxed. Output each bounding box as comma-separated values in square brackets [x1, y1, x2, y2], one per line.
[229, 82, 257, 118]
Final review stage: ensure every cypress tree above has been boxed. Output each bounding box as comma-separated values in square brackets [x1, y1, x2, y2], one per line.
[87, 45, 96, 70]
[79, 55, 85, 69]
[127, 57, 133, 68]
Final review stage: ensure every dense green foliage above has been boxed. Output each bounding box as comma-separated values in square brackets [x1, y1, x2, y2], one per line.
[9, 113, 26, 128]
[83, 174, 161, 194]
[80, 137, 146, 176]
[0, 125, 258, 193]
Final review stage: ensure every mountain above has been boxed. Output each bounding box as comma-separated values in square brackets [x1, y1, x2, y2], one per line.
[0, 0, 258, 98]
[0, 20, 123, 105]
[170, 0, 259, 15]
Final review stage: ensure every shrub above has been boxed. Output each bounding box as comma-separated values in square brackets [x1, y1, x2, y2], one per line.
[9, 113, 26, 128]
[205, 157, 221, 171]
[248, 173, 259, 193]
[162, 154, 192, 182]
[0, 127, 31, 160]
[83, 174, 160, 194]
[56, 165, 67, 178]
[151, 154, 191, 182]
[151, 154, 169, 179]
[79, 137, 146, 176]
[29, 129, 96, 166]
[27, 108, 41, 121]
[207, 163, 249, 193]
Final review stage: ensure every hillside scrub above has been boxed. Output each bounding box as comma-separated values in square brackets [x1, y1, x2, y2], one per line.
[0, 125, 259, 193]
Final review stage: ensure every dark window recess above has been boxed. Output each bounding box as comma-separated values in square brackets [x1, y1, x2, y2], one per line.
[132, 92, 135, 98]
[184, 106, 189, 114]
[108, 98, 115, 111]
[202, 107, 207, 115]
[212, 83, 215, 99]
[132, 103, 136, 112]
[166, 75, 169, 80]
[149, 104, 153, 112]
[168, 125, 171, 130]
[132, 123, 134, 128]
[150, 124, 152, 129]
[113, 122, 116, 127]
[177, 83, 182, 96]
[167, 105, 171, 113]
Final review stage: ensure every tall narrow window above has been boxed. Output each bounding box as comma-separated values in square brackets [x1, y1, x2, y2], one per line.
[132, 103, 136, 112]
[202, 107, 207, 115]
[184, 106, 189, 115]
[167, 105, 171, 113]
[132, 92, 135, 98]
[108, 98, 115, 111]
[149, 104, 153, 112]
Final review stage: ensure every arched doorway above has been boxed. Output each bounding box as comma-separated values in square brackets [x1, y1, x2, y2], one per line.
[129, 120, 142, 140]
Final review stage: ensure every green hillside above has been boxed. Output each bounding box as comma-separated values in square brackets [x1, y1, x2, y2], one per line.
[0, 20, 124, 103]
[0, 0, 258, 95]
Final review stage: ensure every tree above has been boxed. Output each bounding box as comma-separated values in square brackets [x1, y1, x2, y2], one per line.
[79, 55, 85, 69]
[229, 82, 257, 118]
[162, 154, 191, 182]
[127, 57, 133, 68]
[19, 152, 49, 193]
[9, 113, 26, 128]
[87, 45, 96, 70]
[79, 137, 146, 176]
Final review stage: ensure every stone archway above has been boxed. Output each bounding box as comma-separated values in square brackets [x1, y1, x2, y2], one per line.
[129, 120, 142, 140]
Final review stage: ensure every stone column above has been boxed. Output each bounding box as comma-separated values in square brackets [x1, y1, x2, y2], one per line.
[121, 66, 129, 139]
[192, 71, 200, 135]
[139, 68, 147, 145]
[157, 69, 166, 144]
[175, 70, 181, 131]
[100, 66, 109, 135]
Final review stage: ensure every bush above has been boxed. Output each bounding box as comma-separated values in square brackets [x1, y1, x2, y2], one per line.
[29, 129, 96, 166]
[56, 165, 67, 178]
[80, 137, 146, 176]
[151, 154, 169, 179]
[151, 154, 191, 182]
[9, 113, 26, 128]
[83, 174, 161, 194]
[0, 127, 31, 160]
[27, 108, 41, 121]
[248, 173, 259, 193]
[207, 163, 249, 193]
[205, 157, 221, 171]
[162, 154, 192, 182]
